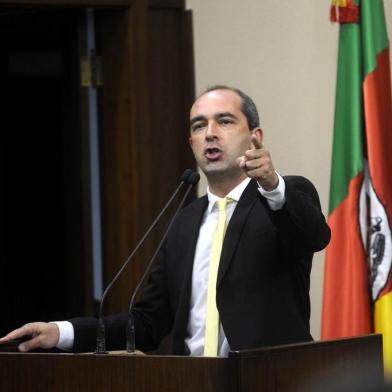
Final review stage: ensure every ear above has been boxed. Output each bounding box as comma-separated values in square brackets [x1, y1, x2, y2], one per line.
[252, 127, 263, 144]
[189, 136, 193, 148]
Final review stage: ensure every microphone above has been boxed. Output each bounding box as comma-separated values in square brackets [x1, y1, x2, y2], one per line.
[95, 169, 194, 354]
[126, 171, 200, 354]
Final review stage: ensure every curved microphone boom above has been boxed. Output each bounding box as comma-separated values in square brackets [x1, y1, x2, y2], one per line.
[95, 169, 194, 354]
[126, 171, 200, 354]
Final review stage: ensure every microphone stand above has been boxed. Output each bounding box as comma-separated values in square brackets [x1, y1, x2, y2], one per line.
[126, 172, 200, 354]
[95, 169, 193, 354]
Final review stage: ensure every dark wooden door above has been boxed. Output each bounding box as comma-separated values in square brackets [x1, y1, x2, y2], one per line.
[0, 9, 88, 334]
[0, 0, 195, 344]
[95, 0, 196, 314]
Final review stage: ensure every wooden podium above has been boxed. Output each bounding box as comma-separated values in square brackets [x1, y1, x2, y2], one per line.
[0, 335, 383, 391]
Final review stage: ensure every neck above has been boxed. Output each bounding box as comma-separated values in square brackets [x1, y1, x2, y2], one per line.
[207, 173, 247, 198]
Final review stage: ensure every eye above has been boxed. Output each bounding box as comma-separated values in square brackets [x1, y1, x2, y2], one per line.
[191, 122, 205, 132]
[219, 118, 234, 125]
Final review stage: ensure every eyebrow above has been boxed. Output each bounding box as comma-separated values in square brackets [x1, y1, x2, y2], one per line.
[190, 112, 239, 126]
[215, 112, 238, 121]
[190, 115, 207, 126]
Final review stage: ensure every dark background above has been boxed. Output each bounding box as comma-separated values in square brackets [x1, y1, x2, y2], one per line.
[0, 0, 195, 337]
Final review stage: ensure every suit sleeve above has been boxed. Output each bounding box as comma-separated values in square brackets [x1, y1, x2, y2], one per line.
[69, 313, 128, 353]
[69, 241, 173, 353]
[265, 176, 330, 252]
[130, 240, 174, 351]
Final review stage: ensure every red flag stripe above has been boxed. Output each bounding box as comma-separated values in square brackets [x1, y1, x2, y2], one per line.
[322, 173, 372, 339]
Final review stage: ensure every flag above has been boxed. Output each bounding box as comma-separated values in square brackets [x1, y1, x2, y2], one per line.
[322, 0, 392, 376]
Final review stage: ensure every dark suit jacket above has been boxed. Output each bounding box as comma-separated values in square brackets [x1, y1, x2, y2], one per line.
[71, 176, 330, 354]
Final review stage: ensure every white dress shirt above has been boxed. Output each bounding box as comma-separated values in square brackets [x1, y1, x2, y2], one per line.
[185, 174, 285, 356]
[55, 174, 286, 353]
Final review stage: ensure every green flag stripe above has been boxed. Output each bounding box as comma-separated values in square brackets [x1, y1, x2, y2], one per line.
[329, 0, 389, 214]
[362, 0, 389, 76]
[329, 23, 364, 214]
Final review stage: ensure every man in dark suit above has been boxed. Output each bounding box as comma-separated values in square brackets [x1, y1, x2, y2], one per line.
[1, 86, 330, 355]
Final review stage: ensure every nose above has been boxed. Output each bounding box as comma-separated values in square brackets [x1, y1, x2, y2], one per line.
[205, 121, 218, 141]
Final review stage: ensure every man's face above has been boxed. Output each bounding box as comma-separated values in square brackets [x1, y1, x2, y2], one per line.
[189, 89, 254, 180]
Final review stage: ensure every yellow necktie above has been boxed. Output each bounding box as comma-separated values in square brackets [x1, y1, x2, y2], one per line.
[204, 197, 231, 356]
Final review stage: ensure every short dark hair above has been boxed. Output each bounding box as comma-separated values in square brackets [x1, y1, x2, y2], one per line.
[200, 85, 260, 130]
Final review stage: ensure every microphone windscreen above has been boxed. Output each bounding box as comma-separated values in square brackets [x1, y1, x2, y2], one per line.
[180, 169, 193, 183]
[188, 171, 200, 185]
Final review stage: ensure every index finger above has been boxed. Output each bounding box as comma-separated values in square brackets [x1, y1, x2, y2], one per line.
[0, 325, 34, 342]
[251, 134, 263, 150]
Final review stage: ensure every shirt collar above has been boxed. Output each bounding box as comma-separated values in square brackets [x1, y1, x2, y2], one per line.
[206, 177, 251, 213]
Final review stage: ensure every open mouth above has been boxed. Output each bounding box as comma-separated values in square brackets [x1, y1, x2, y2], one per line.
[204, 147, 223, 161]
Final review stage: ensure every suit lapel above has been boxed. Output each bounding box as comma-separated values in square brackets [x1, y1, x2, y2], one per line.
[217, 180, 260, 286]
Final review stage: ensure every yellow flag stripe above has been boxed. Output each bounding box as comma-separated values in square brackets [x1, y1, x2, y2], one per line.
[332, 0, 348, 6]
[375, 291, 392, 376]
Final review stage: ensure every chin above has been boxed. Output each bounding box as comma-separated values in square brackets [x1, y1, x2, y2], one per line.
[203, 161, 226, 173]
[203, 164, 239, 179]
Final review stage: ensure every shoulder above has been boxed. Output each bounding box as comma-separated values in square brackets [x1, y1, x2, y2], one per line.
[164, 195, 208, 246]
[283, 175, 318, 192]
[283, 175, 314, 186]
[181, 194, 208, 214]
[282, 175, 322, 205]
[170, 194, 208, 225]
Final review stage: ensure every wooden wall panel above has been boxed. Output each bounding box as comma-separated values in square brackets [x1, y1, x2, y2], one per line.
[96, 0, 196, 315]
[96, 0, 154, 313]
[148, 7, 196, 226]
[148, 0, 184, 8]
